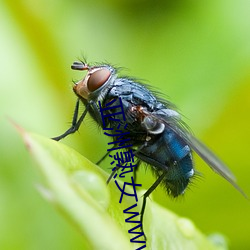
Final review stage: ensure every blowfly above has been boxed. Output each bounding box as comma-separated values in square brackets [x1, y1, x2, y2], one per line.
[52, 60, 246, 232]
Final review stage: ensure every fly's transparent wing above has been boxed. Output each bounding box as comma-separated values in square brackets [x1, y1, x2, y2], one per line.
[169, 122, 247, 198]
[149, 110, 247, 198]
[186, 133, 236, 181]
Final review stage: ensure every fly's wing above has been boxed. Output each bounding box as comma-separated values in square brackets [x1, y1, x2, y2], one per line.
[182, 132, 248, 197]
[151, 110, 247, 198]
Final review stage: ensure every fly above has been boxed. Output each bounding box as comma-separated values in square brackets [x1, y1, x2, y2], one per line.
[52, 60, 247, 234]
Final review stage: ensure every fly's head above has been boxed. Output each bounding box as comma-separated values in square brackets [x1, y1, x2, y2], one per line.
[72, 61, 116, 101]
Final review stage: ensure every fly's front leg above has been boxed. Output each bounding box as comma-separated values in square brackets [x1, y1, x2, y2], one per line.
[52, 99, 89, 141]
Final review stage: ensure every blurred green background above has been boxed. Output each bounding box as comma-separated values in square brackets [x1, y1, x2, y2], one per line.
[1, 0, 250, 249]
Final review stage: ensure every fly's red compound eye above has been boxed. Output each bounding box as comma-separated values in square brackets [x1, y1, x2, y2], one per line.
[87, 68, 111, 92]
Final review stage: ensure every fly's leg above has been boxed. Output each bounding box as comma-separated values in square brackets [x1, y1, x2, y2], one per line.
[96, 145, 117, 165]
[52, 99, 89, 141]
[106, 154, 136, 184]
[106, 167, 118, 184]
[106, 150, 140, 182]
[140, 172, 167, 238]
[106, 163, 124, 184]
[96, 151, 109, 165]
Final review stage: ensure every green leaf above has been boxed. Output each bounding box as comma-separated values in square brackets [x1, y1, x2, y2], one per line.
[19, 127, 227, 250]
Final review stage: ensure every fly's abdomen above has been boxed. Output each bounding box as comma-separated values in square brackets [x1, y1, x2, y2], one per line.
[165, 153, 193, 197]
[163, 129, 194, 196]
[137, 128, 194, 197]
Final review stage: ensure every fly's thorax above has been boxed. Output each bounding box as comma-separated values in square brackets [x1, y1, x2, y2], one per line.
[73, 64, 117, 102]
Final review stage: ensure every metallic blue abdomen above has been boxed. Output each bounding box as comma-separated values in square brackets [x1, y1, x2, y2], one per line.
[136, 128, 194, 197]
